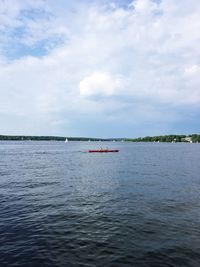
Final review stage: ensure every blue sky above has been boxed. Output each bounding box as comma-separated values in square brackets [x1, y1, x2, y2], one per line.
[0, 0, 200, 138]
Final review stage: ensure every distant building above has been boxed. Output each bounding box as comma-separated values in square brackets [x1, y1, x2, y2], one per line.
[181, 136, 193, 143]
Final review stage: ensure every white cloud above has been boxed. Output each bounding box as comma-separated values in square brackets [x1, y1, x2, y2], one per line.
[0, 0, 200, 135]
[184, 65, 200, 76]
[131, 0, 158, 14]
[79, 71, 125, 97]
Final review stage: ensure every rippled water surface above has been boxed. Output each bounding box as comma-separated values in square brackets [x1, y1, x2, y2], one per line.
[0, 141, 200, 267]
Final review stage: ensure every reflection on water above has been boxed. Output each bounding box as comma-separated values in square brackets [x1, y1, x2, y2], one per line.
[0, 141, 200, 266]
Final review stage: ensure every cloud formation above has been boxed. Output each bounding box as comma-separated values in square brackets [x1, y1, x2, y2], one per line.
[79, 72, 126, 97]
[0, 0, 200, 136]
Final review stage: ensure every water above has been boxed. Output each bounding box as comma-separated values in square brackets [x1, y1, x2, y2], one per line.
[0, 141, 200, 267]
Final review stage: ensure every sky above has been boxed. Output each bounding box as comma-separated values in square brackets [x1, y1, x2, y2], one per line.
[0, 0, 200, 138]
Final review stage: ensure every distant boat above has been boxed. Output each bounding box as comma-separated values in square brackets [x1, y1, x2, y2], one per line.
[88, 149, 119, 153]
[65, 138, 68, 142]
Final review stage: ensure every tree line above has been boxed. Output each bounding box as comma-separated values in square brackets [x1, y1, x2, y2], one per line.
[0, 134, 199, 142]
[126, 134, 200, 143]
[0, 135, 109, 141]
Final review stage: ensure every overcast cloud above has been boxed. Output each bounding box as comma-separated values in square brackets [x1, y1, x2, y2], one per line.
[0, 0, 199, 137]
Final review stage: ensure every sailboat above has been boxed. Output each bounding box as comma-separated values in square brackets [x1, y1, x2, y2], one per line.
[65, 138, 68, 142]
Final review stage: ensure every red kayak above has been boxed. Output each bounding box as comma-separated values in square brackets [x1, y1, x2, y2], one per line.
[88, 149, 119, 153]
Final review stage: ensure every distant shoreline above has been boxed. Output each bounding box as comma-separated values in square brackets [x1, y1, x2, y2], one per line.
[0, 134, 199, 143]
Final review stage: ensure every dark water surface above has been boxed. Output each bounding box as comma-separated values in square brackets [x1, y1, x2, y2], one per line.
[0, 141, 200, 267]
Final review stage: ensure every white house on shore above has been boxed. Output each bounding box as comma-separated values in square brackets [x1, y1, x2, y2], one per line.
[181, 136, 193, 143]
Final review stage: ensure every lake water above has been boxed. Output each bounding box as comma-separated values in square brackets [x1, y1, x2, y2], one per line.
[0, 141, 200, 267]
